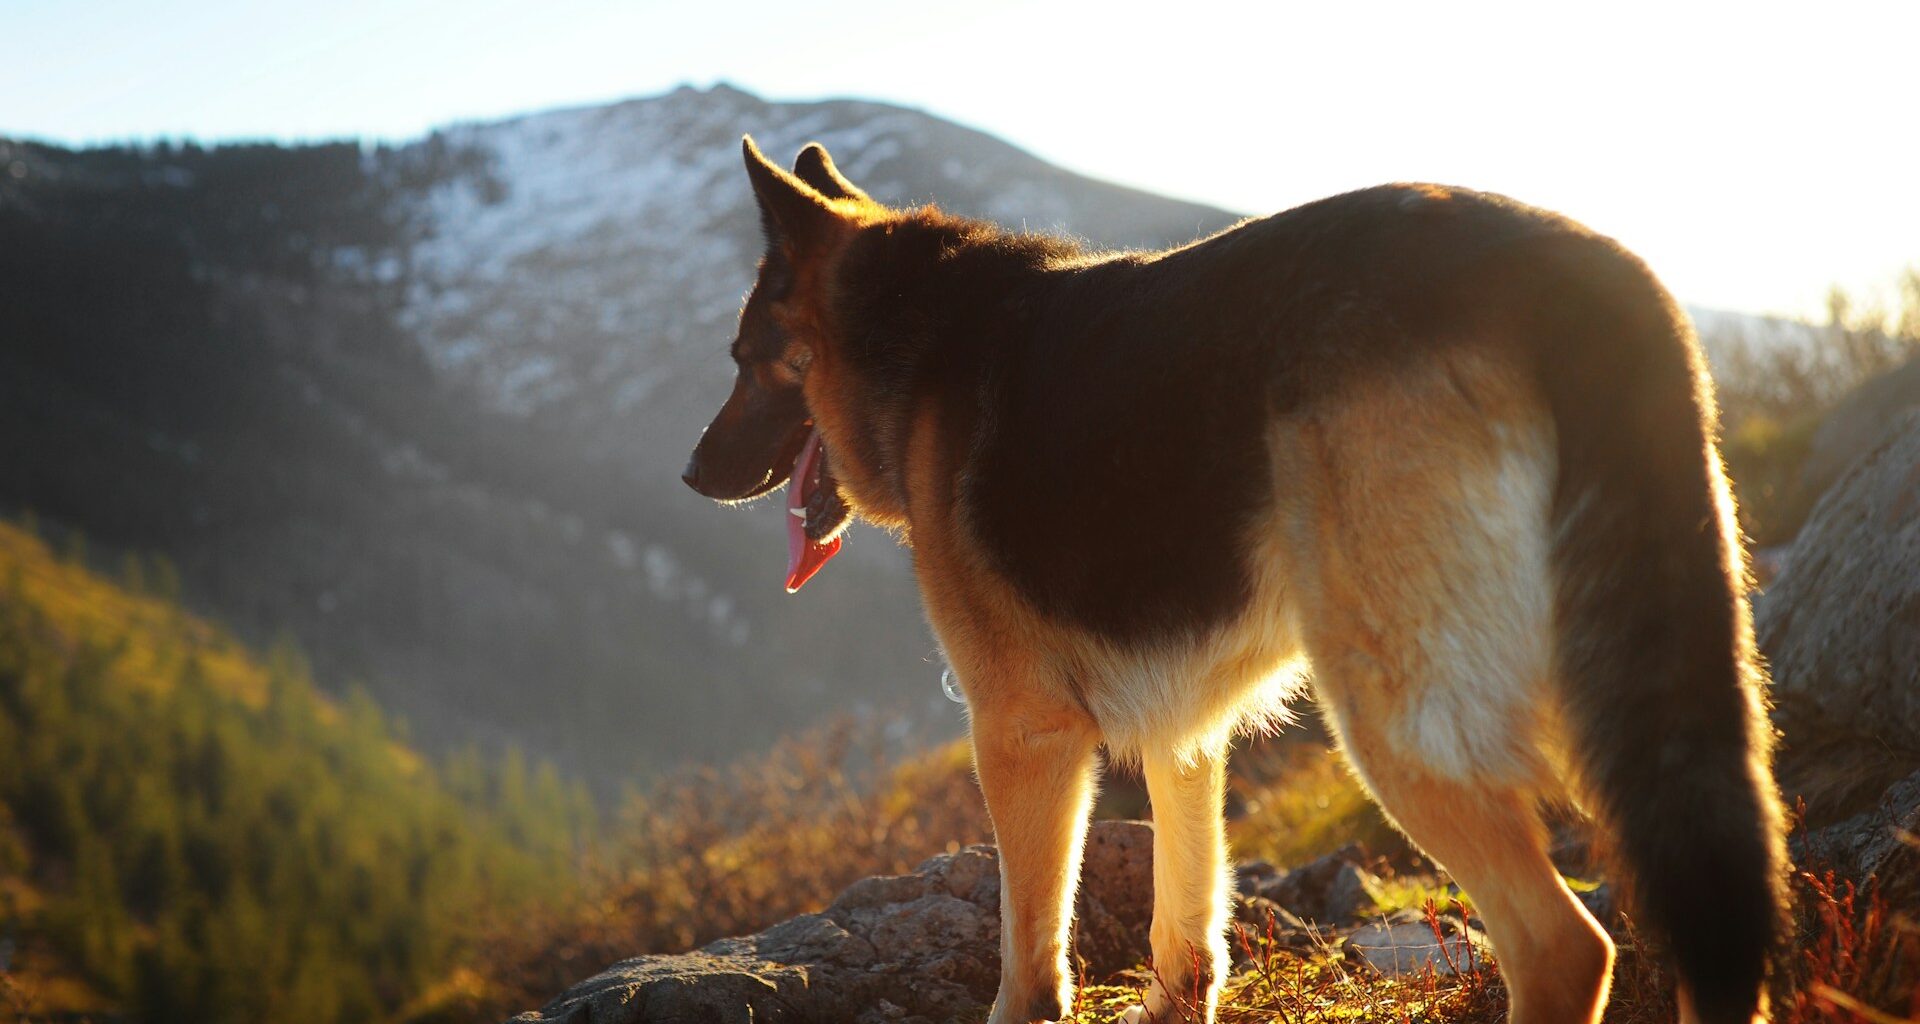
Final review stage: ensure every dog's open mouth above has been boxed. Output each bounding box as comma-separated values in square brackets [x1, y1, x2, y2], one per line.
[785, 427, 851, 592]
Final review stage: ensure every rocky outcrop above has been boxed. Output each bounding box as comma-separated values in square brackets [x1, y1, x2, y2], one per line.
[507, 822, 1476, 1024]
[1757, 410, 1920, 823]
[508, 821, 1155, 1024]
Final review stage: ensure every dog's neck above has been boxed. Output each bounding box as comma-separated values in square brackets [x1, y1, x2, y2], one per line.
[805, 210, 1094, 536]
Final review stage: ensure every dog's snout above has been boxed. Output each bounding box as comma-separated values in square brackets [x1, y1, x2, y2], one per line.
[681, 455, 702, 493]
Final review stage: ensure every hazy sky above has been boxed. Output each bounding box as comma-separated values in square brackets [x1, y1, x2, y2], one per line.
[8, 0, 1916, 318]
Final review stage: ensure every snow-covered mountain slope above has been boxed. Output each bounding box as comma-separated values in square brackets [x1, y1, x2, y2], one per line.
[397, 83, 1237, 456]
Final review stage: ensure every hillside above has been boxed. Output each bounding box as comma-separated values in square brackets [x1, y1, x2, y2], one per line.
[0, 518, 591, 1023]
[0, 85, 1240, 790]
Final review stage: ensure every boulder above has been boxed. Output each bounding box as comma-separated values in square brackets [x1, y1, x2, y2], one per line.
[1756, 410, 1920, 823]
[1798, 354, 1920, 505]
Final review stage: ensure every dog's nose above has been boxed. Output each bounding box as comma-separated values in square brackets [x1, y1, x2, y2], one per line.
[681, 456, 702, 493]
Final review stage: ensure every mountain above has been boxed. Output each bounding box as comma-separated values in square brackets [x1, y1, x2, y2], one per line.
[0, 84, 1240, 788]
[403, 83, 1234, 442]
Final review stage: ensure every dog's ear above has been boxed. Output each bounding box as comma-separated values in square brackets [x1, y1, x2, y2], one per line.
[743, 135, 838, 249]
[791, 143, 869, 203]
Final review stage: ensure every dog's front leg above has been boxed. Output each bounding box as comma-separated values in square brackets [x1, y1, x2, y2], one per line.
[1122, 746, 1229, 1024]
[968, 687, 1100, 1024]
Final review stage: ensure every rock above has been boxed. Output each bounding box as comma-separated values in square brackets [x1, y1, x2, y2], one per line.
[1341, 911, 1490, 978]
[1232, 895, 1308, 936]
[1069, 816, 1157, 976]
[1798, 354, 1920, 506]
[1234, 859, 1280, 893]
[1324, 863, 1388, 922]
[505, 952, 803, 1024]
[1229, 898, 1316, 970]
[506, 820, 1156, 1024]
[1790, 768, 1920, 910]
[1756, 410, 1920, 823]
[1251, 846, 1387, 925]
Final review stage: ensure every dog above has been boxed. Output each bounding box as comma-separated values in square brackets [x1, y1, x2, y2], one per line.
[683, 137, 1787, 1024]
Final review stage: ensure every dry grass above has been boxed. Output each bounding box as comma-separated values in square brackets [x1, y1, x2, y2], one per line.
[429, 719, 992, 1022]
[1775, 869, 1920, 1024]
[1063, 898, 1505, 1024]
[1063, 866, 1918, 1024]
[1229, 735, 1405, 869]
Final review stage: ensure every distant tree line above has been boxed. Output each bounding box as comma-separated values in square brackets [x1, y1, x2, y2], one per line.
[0, 518, 594, 1023]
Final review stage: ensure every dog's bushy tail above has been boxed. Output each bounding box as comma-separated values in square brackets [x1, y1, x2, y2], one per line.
[1527, 236, 1787, 1024]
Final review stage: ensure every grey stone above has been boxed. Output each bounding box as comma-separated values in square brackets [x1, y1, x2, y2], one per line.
[1791, 767, 1920, 909]
[1255, 846, 1386, 925]
[1071, 819, 1156, 976]
[505, 953, 804, 1024]
[1234, 859, 1280, 892]
[1342, 920, 1489, 977]
[1323, 863, 1388, 922]
[1757, 410, 1920, 822]
[1799, 355, 1920, 506]
[1232, 895, 1307, 935]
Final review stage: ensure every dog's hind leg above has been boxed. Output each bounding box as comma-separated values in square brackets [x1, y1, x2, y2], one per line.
[1326, 708, 1614, 1024]
[1118, 745, 1230, 1024]
[969, 684, 1102, 1024]
[1302, 503, 1615, 1021]
[1289, 365, 1614, 1023]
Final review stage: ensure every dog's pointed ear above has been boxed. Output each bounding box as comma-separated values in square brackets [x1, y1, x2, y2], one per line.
[743, 135, 837, 248]
[791, 143, 869, 203]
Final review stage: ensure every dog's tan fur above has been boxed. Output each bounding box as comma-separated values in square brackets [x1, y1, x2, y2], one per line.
[687, 140, 1785, 1024]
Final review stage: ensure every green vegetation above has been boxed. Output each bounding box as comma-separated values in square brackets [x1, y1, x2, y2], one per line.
[1228, 736, 1402, 870]
[0, 519, 593, 1023]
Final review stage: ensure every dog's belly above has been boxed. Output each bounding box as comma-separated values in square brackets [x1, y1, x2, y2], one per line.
[1065, 546, 1310, 763]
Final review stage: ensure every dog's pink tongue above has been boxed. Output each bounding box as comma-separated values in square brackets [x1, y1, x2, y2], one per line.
[784, 429, 841, 593]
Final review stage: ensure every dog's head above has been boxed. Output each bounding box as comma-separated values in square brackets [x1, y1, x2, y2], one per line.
[682, 138, 877, 591]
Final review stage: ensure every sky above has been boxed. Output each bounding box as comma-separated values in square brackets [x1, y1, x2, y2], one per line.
[7, 0, 1917, 319]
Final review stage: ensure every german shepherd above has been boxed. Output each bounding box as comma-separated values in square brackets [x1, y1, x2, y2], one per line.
[683, 137, 1787, 1024]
